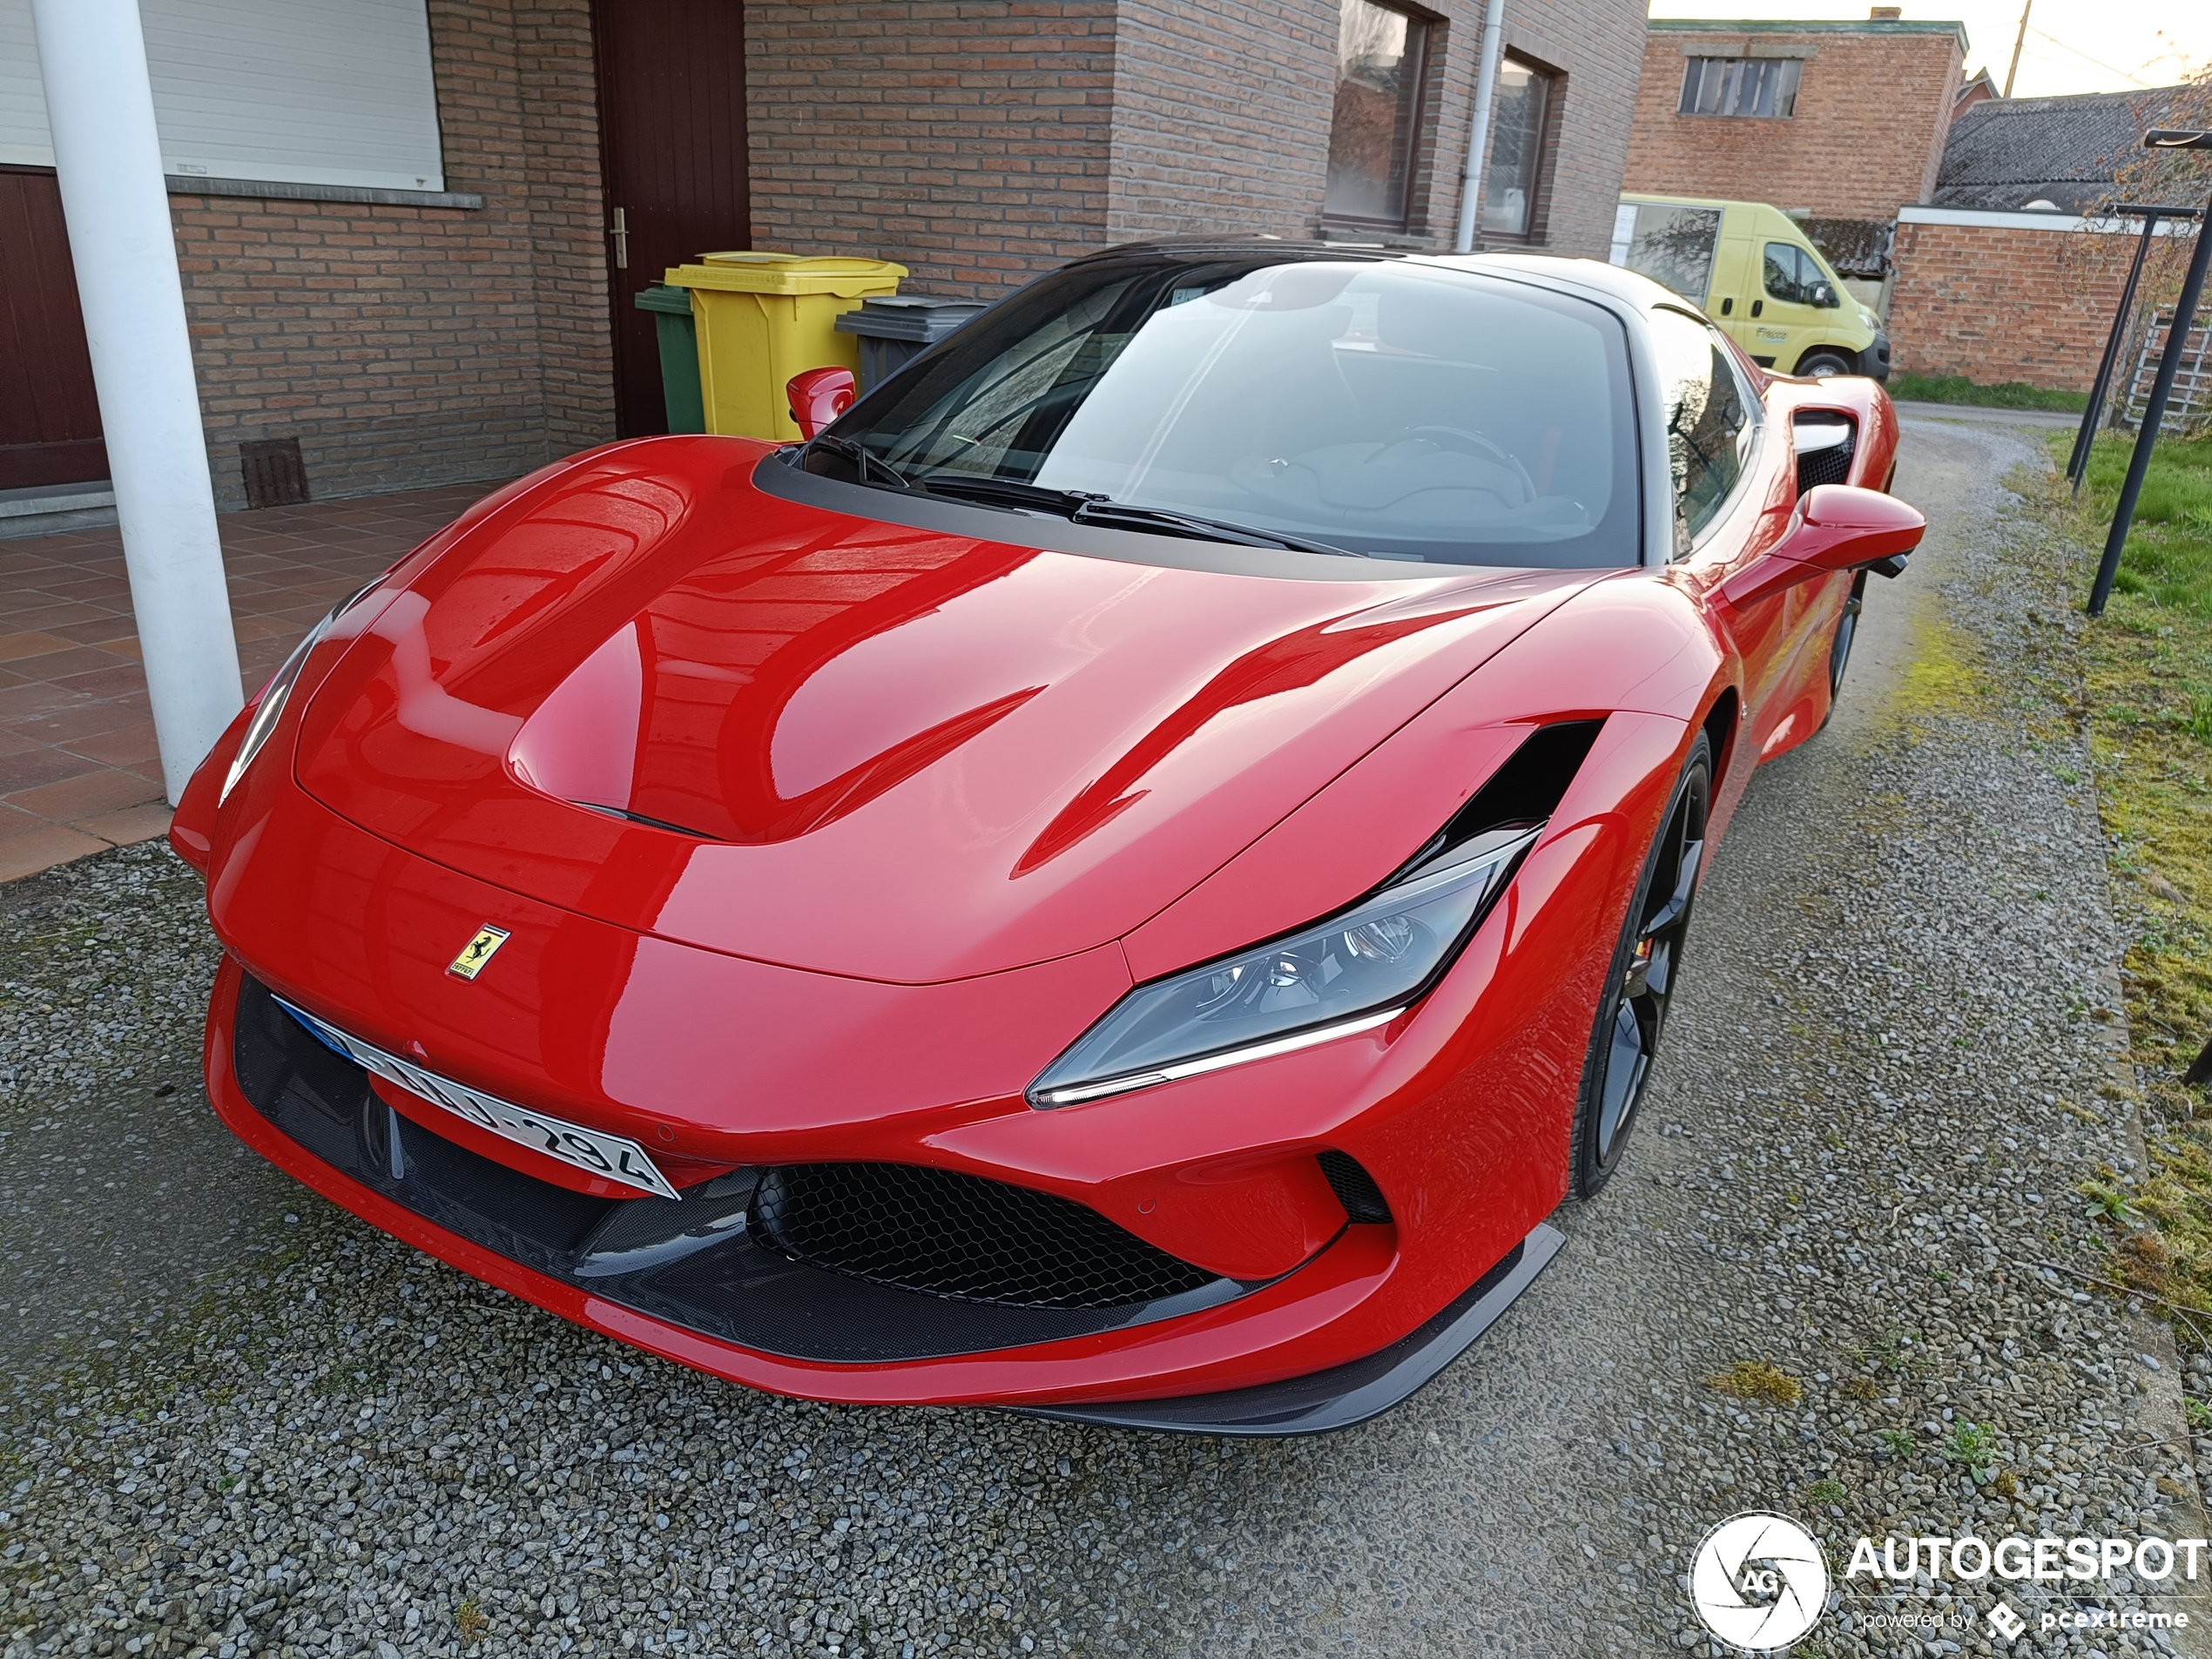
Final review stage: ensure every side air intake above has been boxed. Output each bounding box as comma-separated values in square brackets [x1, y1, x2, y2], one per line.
[1394, 719, 1604, 880]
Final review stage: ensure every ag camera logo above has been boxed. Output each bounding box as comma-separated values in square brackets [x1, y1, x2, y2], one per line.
[1690, 1512, 1830, 1650]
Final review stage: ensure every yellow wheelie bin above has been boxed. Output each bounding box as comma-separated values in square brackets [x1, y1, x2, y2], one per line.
[664, 252, 907, 441]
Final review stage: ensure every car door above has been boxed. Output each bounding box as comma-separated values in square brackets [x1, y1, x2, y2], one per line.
[1705, 232, 1757, 336]
[1644, 307, 1805, 758]
[1753, 240, 1837, 373]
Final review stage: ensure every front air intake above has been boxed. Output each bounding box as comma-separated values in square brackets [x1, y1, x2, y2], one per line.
[1317, 1150, 1392, 1224]
[748, 1162, 1219, 1310]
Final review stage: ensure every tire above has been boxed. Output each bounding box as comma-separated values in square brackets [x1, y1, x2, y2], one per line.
[1570, 732, 1713, 1197]
[1817, 570, 1868, 732]
[1796, 350, 1855, 379]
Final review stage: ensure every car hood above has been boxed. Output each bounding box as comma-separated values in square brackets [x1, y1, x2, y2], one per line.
[296, 439, 1603, 981]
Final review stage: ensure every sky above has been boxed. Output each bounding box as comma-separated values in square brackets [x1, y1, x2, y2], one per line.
[1644, 0, 2209, 99]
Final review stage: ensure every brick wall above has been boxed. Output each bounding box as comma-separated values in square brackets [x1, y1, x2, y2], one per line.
[744, 2, 1117, 296]
[1621, 24, 1962, 221]
[1887, 219, 2128, 391]
[172, 0, 613, 512]
[158, 0, 1650, 507]
[1105, 0, 1336, 243]
[1480, 0, 1647, 258]
[747, 0, 1648, 298]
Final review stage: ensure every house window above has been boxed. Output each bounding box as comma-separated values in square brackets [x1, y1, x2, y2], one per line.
[1678, 56, 1802, 119]
[1324, 0, 1431, 227]
[1480, 56, 1555, 240]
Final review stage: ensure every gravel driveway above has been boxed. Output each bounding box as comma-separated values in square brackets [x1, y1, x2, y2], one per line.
[3, 419, 2202, 1659]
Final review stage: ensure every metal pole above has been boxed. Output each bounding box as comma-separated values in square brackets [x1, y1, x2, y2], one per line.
[2003, 0, 2032, 98]
[1453, 0, 1507, 254]
[30, 0, 241, 802]
[2068, 209, 2162, 492]
[2088, 191, 2212, 616]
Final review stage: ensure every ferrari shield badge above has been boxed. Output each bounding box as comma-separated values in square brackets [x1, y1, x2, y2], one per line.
[448, 925, 511, 981]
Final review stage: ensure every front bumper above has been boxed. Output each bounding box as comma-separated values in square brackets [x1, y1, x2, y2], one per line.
[1862, 332, 1892, 381]
[209, 957, 1557, 1423]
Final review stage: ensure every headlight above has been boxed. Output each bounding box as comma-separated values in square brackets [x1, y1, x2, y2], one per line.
[218, 578, 383, 806]
[1028, 823, 1541, 1107]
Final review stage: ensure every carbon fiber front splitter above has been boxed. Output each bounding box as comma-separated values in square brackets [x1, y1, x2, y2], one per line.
[1010, 1221, 1563, 1436]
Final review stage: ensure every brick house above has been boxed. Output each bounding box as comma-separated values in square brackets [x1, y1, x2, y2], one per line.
[1885, 86, 2194, 392]
[1619, 17, 1966, 297]
[1, 0, 1647, 528]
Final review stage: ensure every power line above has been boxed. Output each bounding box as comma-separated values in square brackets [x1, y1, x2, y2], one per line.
[2023, 25, 2155, 88]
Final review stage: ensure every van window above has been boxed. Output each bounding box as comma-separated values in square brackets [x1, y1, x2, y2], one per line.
[1762, 242, 1839, 308]
[1648, 308, 1755, 553]
[1615, 203, 1721, 301]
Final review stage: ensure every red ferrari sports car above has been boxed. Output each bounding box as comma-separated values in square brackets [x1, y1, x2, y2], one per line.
[172, 243, 1919, 1433]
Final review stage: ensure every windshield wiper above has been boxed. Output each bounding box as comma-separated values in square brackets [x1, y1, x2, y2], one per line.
[1065, 498, 1368, 558]
[915, 475, 1366, 557]
[798, 433, 913, 492]
[912, 475, 1086, 514]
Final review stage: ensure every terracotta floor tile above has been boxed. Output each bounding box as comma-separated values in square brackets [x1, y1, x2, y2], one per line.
[49, 663, 155, 699]
[0, 823, 108, 880]
[0, 681, 88, 721]
[62, 725, 160, 766]
[3, 644, 127, 681]
[73, 802, 173, 846]
[37, 617, 142, 648]
[14, 699, 153, 744]
[0, 631, 82, 664]
[0, 747, 101, 793]
[5, 766, 163, 822]
[6, 602, 109, 631]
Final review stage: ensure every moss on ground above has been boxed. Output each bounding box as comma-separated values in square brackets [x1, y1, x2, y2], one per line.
[2027, 435, 2212, 1327]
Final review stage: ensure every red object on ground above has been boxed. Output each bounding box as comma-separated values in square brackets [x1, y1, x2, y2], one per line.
[177, 250, 1912, 1429]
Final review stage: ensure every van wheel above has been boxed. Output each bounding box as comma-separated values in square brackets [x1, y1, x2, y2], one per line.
[1797, 350, 1855, 379]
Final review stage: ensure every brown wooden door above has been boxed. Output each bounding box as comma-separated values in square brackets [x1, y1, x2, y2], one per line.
[594, 0, 750, 438]
[0, 165, 108, 490]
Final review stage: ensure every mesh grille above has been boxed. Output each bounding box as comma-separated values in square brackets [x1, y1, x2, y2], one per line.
[1796, 443, 1853, 493]
[749, 1162, 1217, 1310]
[1316, 1150, 1393, 1224]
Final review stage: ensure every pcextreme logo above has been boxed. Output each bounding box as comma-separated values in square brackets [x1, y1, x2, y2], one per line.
[1689, 1512, 1830, 1651]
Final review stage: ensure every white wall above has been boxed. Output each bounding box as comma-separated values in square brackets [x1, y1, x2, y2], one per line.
[0, 0, 443, 191]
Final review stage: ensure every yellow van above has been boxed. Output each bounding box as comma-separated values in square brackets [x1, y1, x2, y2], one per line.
[1609, 194, 1888, 380]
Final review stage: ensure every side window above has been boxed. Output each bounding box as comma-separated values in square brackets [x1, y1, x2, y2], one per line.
[1763, 242, 1840, 308]
[1763, 242, 1809, 305]
[1648, 308, 1756, 554]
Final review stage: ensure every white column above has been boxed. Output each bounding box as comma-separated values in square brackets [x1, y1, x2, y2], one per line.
[32, 0, 241, 806]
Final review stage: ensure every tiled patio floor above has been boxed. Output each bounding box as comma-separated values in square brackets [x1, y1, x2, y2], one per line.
[0, 481, 505, 882]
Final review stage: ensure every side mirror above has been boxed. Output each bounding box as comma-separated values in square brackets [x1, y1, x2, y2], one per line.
[1721, 484, 1924, 608]
[786, 367, 855, 440]
[1790, 484, 1924, 575]
[1812, 282, 1838, 308]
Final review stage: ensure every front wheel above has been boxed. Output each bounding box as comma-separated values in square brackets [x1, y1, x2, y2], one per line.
[1570, 732, 1712, 1197]
[1796, 349, 1856, 379]
[1817, 570, 1869, 732]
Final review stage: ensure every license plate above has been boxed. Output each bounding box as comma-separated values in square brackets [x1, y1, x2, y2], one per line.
[277, 998, 679, 1199]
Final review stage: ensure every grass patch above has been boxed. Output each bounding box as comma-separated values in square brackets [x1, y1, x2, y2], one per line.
[1891, 371, 2089, 414]
[2067, 430, 2212, 615]
[2031, 432, 2212, 1325]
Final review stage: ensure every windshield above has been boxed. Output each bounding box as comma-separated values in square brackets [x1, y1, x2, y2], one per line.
[813, 254, 1642, 569]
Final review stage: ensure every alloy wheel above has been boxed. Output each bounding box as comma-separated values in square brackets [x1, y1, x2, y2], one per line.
[1591, 755, 1710, 1170]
